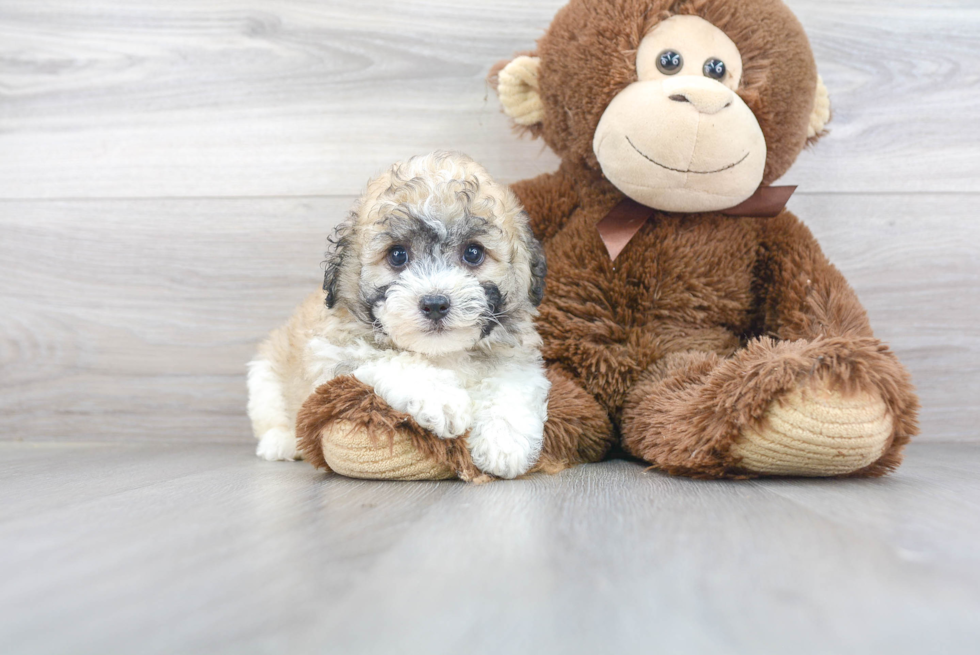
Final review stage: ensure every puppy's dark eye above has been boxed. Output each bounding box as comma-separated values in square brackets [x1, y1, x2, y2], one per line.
[657, 50, 683, 75]
[462, 243, 485, 266]
[703, 58, 726, 80]
[387, 245, 409, 268]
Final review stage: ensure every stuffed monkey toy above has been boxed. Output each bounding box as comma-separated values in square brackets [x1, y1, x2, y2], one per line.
[298, 0, 918, 480]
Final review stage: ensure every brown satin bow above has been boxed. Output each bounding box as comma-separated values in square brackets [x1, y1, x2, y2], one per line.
[597, 186, 797, 260]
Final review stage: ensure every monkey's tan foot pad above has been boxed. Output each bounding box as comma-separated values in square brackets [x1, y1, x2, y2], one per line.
[320, 420, 456, 481]
[731, 382, 893, 477]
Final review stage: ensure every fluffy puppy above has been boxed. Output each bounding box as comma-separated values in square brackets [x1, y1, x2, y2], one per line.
[247, 152, 550, 479]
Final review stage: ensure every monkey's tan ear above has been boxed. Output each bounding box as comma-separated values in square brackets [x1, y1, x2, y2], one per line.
[807, 75, 831, 140]
[496, 56, 545, 126]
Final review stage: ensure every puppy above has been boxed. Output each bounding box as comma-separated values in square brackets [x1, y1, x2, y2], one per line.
[246, 152, 550, 479]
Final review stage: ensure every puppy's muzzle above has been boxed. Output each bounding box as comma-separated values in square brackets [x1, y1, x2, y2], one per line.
[419, 294, 451, 322]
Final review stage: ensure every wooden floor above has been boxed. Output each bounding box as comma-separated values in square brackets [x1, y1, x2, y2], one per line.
[2, 441, 979, 654]
[2, 0, 979, 651]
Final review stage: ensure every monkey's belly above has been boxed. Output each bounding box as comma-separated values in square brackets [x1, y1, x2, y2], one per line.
[537, 302, 741, 413]
[537, 211, 757, 411]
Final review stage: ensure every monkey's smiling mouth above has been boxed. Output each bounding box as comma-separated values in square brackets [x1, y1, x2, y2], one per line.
[626, 136, 749, 175]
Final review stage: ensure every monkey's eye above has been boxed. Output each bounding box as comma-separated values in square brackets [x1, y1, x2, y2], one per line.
[387, 245, 409, 268]
[656, 50, 683, 75]
[462, 243, 485, 266]
[703, 58, 726, 80]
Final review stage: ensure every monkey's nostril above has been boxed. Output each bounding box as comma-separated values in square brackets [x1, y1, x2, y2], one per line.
[669, 94, 689, 103]
[420, 294, 451, 321]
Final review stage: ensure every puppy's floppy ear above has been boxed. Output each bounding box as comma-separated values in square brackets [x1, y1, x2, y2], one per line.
[323, 218, 353, 309]
[523, 223, 547, 307]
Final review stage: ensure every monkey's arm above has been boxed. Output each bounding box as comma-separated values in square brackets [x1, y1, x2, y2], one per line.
[754, 214, 874, 341]
[510, 169, 580, 242]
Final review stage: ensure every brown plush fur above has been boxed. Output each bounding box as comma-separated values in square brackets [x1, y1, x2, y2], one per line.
[296, 366, 613, 481]
[492, 0, 919, 478]
[533, 366, 615, 473]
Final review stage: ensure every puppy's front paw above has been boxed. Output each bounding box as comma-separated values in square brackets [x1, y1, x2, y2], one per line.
[406, 384, 473, 439]
[256, 427, 299, 461]
[467, 417, 542, 479]
[353, 359, 473, 439]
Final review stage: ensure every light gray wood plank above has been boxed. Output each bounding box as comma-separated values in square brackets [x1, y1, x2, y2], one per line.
[1, 193, 977, 443]
[0, 441, 978, 655]
[0, 196, 339, 442]
[1, 0, 978, 199]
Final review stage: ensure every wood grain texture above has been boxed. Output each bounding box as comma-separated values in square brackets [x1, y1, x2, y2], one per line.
[1, 0, 979, 198]
[1, 441, 978, 654]
[1, 193, 976, 443]
[0, 196, 334, 442]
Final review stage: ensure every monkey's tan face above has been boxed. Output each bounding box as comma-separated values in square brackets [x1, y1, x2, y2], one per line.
[592, 15, 767, 212]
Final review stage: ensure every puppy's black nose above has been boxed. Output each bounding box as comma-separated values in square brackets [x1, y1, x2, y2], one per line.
[420, 294, 451, 321]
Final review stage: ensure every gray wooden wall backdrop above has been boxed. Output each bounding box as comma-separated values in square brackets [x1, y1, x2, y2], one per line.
[1, 0, 978, 444]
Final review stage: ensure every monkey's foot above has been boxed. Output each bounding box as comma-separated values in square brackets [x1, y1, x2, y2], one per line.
[731, 380, 893, 477]
[319, 420, 456, 481]
[296, 376, 491, 482]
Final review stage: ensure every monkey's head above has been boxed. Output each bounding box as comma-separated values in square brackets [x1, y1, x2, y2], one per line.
[493, 0, 830, 213]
